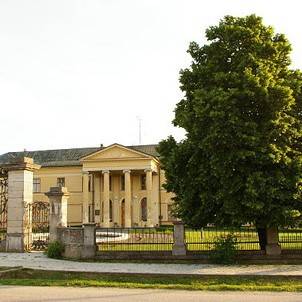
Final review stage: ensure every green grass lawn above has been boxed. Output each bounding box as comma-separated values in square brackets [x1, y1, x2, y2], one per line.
[1, 268, 302, 291]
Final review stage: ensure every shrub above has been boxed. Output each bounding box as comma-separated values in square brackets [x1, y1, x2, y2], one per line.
[46, 241, 64, 259]
[209, 234, 237, 264]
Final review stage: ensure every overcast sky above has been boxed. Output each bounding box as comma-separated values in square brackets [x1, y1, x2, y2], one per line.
[0, 0, 301, 154]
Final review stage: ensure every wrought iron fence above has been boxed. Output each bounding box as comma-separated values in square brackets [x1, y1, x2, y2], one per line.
[185, 226, 260, 251]
[278, 228, 302, 251]
[96, 227, 174, 252]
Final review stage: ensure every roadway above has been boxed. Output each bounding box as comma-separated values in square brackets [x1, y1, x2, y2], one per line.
[1, 286, 302, 302]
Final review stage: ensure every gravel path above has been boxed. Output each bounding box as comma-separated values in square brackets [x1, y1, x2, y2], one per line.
[1, 252, 302, 276]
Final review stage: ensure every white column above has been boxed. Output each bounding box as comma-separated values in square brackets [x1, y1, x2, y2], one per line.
[82, 172, 89, 224]
[145, 168, 153, 226]
[133, 196, 139, 226]
[112, 175, 119, 226]
[94, 173, 101, 225]
[123, 169, 132, 227]
[102, 170, 110, 227]
[152, 173, 160, 226]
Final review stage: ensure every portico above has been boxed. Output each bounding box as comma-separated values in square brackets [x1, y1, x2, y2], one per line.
[80, 144, 160, 227]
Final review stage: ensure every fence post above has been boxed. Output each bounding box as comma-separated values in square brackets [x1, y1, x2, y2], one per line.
[45, 187, 70, 243]
[172, 221, 187, 256]
[5, 157, 40, 252]
[265, 227, 281, 256]
[82, 223, 96, 259]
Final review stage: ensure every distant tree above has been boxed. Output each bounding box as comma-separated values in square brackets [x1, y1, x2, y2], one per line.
[158, 15, 302, 249]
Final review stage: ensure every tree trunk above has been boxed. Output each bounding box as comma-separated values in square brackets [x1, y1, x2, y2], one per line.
[257, 227, 267, 250]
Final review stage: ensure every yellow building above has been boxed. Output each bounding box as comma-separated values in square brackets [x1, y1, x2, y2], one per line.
[0, 143, 175, 227]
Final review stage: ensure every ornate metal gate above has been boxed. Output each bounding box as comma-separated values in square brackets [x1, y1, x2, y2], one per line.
[31, 201, 50, 250]
[0, 168, 8, 245]
[24, 201, 50, 251]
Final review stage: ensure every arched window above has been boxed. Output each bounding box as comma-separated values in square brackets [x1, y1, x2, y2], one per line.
[121, 199, 125, 227]
[141, 198, 147, 222]
[109, 200, 113, 222]
[101, 202, 104, 222]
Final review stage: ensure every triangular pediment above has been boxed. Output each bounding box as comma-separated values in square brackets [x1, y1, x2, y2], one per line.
[81, 144, 152, 161]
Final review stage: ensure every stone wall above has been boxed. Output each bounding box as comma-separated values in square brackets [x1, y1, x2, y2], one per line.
[0, 239, 5, 252]
[56, 224, 96, 259]
[57, 227, 83, 259]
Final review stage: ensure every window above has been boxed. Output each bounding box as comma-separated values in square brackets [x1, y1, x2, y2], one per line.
[109, 200, 113, 222]
[120, 175, 125, 191]
[57, 177, 65, 187]
[33, 178, 41, 193]
[141, 198, 147, 221]
[109, 175, 112, 191]
[88, 204, 95, 223]
[101, 202, 104, 222]
[140, 175, 146, 190]
[88, 175, 94, 192]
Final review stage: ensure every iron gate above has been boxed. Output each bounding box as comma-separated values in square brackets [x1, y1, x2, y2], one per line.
[24, 201, 50, 251]
[0, 168, 8, 245]
[32, 201, 50, 250]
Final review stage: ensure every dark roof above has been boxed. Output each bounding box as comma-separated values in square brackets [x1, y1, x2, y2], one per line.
[0, 144, 159, 167]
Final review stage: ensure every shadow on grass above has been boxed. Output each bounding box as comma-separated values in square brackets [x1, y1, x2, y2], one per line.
[1, 268, 302, 292]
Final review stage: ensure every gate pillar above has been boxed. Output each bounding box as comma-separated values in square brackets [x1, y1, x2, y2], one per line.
[5, 157, 40, 252]
[265, 227, 281, 256]
[45, 187, 70, 242]
[172, 221, 187, 256]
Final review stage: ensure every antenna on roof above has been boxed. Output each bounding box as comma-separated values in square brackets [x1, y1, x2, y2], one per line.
[136, 116, 142, 145]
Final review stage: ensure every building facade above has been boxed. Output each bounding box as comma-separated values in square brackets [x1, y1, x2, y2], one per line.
[0, 144, 175, 227]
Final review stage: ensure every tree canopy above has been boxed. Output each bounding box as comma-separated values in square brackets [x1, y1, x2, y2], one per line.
[158, 15, 302, 229]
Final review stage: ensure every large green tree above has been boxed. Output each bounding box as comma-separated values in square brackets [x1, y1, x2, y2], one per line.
[158, 15, 302, 248]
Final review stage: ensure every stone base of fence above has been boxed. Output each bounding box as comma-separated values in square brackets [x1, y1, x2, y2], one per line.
[95, 251, 174, 260]
[94, 250, 302, 263]
[57, 223, 96, 259]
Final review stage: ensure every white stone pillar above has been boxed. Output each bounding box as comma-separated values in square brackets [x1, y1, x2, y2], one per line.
[145, 168, 153, 226]
[265, 227, 281, 256]
[112, 176, 119, 226]
[102, 170, 110, 227]
[82, 172, 89, 224]
[45, 186, 70, 242]
[132, 196, 139, 226]
[123, 169, 132, 227]
[5, 157, 40, 252]
[172, 221, 187, 256]
[152, 173, 160, 226]
[94, 173, 101, 225]
[82, 223, 96, 259]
